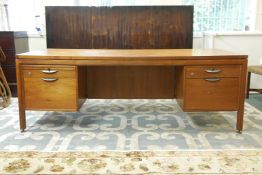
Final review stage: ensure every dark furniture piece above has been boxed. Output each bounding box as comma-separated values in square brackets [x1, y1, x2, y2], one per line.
[246, 66, 262, 98]
[45, 6, 193, 98]
[0, 47, 11, 107]
[0, 31, 29, 96]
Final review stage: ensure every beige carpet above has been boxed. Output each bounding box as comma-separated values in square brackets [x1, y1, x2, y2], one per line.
[0, 150, 262, 174]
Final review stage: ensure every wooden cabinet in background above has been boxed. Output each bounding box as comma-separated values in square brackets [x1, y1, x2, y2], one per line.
[0, 31, 29, 96]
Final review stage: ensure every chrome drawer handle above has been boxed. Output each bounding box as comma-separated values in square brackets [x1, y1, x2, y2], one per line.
[41, 70, 58, 74]
[205, 78, 220, 82]
[41, 78, 58, 82]
[205, 69, 221, 73]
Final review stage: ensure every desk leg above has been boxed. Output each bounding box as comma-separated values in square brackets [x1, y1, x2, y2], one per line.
[19, 105, 26, 132]
[236, 63, 247, 133]
[236, 108, 243, 134]
[16, 61, 26, 132]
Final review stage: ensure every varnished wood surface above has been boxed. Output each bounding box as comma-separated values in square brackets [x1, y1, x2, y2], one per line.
[86, 66, 175, 99]
[185, 65, 241, 78]
[0, 31, 29, 96]
[16, 49, 248, 132]
[44, 6, 193, 99]
[22, 65, 78, 111]
[184, 78, 240, 110]
[46, 6, 193, 49]
[17, 49, 247, 60]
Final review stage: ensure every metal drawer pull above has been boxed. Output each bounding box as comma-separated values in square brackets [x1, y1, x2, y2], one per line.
[41, 70, 58, 74]
[205, 69, 221, 73]
[41, 78, 58, 82]
[205, 78, 220, 82]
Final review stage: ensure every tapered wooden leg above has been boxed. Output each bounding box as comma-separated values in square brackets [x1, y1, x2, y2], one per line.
[236, 108, 244, 133]
[236, 62, 248, 133]
[19, 107, 26, 132]
[16, 60, 26, 132]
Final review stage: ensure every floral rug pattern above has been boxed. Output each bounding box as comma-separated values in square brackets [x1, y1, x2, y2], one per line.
[0, 150, 262, 174]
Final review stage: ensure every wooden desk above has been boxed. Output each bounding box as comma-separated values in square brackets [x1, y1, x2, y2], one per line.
[16, 49, 248, 132]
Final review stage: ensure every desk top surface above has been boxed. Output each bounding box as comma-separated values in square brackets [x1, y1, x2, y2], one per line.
[17, 49, 247, 60]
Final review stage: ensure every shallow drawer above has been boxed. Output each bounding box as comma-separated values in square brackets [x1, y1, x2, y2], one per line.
[185, 65, 241, 78]
[184, 77, 239, 110]
[22, 65, 76, 78]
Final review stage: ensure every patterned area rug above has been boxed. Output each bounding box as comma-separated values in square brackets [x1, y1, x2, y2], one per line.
[1, 98, 262, 174]
[0, 150, 261, 174]
[0, 98, 262, 150]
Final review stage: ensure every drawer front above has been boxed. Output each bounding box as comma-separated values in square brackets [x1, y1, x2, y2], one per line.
[23, 65, 76, 78]
[184, 78, 239, 110]
[23, 65, 78, 110]
[185, 65, 241, 78]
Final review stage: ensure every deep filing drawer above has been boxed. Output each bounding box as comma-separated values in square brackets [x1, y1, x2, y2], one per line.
[185, 65, 241, 78]
[22, 65, 78, 111]
[184, 77, 240, 110]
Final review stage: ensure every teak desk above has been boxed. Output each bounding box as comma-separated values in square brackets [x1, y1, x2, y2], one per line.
[16, 49, 248, 132]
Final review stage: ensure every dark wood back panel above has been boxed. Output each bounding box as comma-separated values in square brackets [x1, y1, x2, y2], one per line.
[45, 6, 193, 99]
[46, 6, 193, 49]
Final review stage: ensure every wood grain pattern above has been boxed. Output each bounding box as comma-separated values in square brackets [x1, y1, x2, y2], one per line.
[184, 78, 240, 110]
[86, 66, 175, 98]
[17, 49, 247, 60]
[16, 49, 248, 132]
[0, 31, 29, 96]
[46, 6, 193, 49]
[45, 6, 193, 98]
[22, 65, 78, 111]
[185, 65, 241, 78]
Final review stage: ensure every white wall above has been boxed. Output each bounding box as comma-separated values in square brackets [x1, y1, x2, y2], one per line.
[203, 32, 262, 89]
[256, 0, 262, 30]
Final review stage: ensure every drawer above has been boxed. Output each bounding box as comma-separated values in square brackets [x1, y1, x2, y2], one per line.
[184, 77, 239, 110]
[23, 65, 78, 110]
[22, 65, 76, 78]
[185, 65, 241, 78]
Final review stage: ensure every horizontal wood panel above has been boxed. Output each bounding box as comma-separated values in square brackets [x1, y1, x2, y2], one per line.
[185, 65, 241, 78]
[16, 58, 248, 66]
[46, 6, 193, 49]
[17, 49, 248, 60]
[86, 66, 175, 99]
[184, 78, 240, 110]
